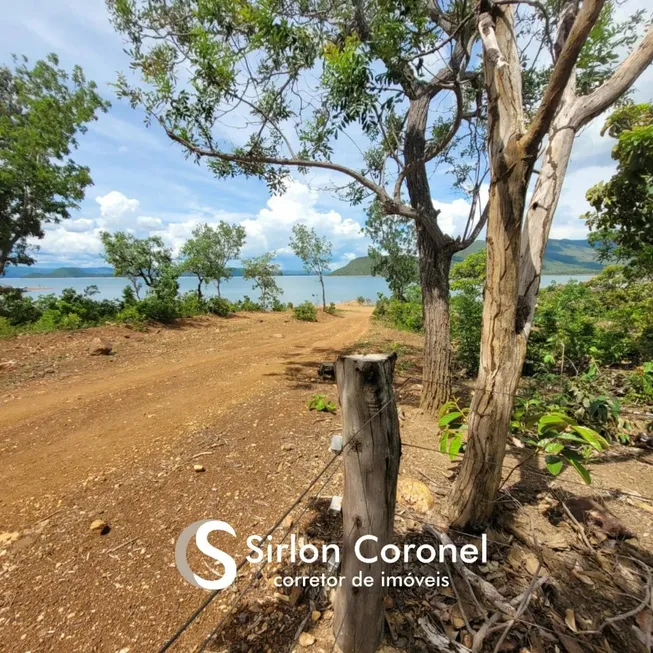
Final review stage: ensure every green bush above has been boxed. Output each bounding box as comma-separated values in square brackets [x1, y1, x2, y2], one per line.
[233, 295, 263, 312]
[0, 316, 16, 338]
[137, 296, 179, 323]
[294, 301, 318, 322]
[207, 296, 233, 317]
[177, 292, 208, 318]
[272, 298, 287, 312]
[116, 305, 145, 326]
[0, 288, 42, 325]
[32, 308, 64, 332]
[325, 302, 337, 315]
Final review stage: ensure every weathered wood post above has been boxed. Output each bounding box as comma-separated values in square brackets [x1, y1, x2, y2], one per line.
[333, 354, 401, 653]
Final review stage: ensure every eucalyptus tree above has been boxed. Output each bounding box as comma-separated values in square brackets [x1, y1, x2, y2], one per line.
[448, 1, 653, 528]
[289, 224, 333, 309]
[0, 54, 108, 277]
[100, 231, 174, 298]
[180, 221, 246, 298]
[107, 0, 489, 414]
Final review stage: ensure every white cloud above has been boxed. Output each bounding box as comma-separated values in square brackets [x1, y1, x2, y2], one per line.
[64, 218, 96, 233]
[137, 215, 164, 229]
[432, 184, 490, 238]
[96, 190, 140, 221]
[238, 180, 364, 253]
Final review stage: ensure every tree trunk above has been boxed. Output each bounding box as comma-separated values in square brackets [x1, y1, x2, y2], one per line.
[417, 224, 453, 416]
[216, 279, 221, 298]
[320, 274, 326, 310]
[447, 156, 529, 530]
[197, 278, 203, 300]
[447, 5, 531, 530]
[404, 95, 455, 416]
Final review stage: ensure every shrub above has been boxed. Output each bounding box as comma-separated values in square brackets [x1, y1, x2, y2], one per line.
[0, 288, 42, 326]
[325, 302, 337, 315]
[272, 298, 287, 312]
[207, 296, 233, 317]
[32, 308, 63, 332]
[116, 305, 146, 326]
[233, 295, 263, 312]
[137, 296, 179, 323]
[357, 296, 366, 304]
[177, 292, 208, 318]
[294, 301, 318, 322]
[0, 317, 16, 338]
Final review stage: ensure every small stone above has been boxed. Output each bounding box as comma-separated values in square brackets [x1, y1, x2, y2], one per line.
[193, 464, 205, 472]
[298, 633, 315, 647]
[0, 360, 16, 372]
[281, 443, 294, 451]
[311, 611, 321, 622]
[90, 519, 109, 535]
[89, 338, 112, 356]
[396, 477, 435, 514]
[322, 610, 333, 621]
[289, 585, 303, 606]
[282, 515, 294, 530]
[272, 333, 284, 338]
[0, 532, 20, 545]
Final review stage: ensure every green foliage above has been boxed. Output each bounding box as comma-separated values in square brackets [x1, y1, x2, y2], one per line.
[438, 400, 469, 461]
[177, 292, 209, 318]
[115, 305, 146, 327]
[529, 267, 653, 370]
[101, 231, 176, 298]
[450, 250, 485, 375]
[512, 402, 609, 485]
[356, 296, 367, 305]
[365, 200, 418, 301]
[289, 224, 332, 308]
[374, 285, 423, 333]
[272, 298, 287, 312]
[0, 54, 109, 275]
[0, 316, 15, 338]
[294, 301, 318, 322]
[242, 252, 282, 310]
[308, 394, 336, 413]
[584, 103, 653, 278]
[207, 296, 234, 317]
[324, 302, 337, 315]
[627, 362, 653, 403]
[179, 222, 246, 298]
[232, 295, 264, 312]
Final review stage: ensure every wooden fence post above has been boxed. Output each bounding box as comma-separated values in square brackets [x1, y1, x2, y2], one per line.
[333, 353, 401, 653]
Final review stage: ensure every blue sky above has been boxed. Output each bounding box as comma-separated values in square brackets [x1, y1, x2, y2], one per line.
[1, 0, 652, 270]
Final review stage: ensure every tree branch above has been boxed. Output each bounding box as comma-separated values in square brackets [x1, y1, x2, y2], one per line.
[523, 0, 605, 155]
[576, 24, 653, 126]
[157, 118, 416, 219]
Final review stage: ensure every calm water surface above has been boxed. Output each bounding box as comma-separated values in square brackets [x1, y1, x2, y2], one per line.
[2, 274, 593, 304]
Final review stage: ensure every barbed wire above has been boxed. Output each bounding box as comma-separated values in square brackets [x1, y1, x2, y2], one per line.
[158, 375, 414, 652]
[159, 368, 651, 651]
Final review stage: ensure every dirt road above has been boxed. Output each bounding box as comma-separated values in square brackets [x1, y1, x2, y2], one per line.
[0, 306, 372, 652]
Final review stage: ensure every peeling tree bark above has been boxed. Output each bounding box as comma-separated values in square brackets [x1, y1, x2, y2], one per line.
[447, 0, 625, 530]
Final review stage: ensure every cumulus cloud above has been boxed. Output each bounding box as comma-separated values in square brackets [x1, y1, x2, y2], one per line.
[96, 190, 140, 221]
[432, 185, 490, 239]
[238, 181, 364, 254]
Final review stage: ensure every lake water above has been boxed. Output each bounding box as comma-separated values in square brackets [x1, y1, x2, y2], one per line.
[2, 273, 594, 304]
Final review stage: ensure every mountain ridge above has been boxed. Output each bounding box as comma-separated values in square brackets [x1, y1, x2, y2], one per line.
[331, 239, 604, 276]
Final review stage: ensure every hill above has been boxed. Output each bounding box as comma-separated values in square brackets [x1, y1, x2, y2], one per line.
[22, 267, 115, 279]
[330, 239, 603, 276]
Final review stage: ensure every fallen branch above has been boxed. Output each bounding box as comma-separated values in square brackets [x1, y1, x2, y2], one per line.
[424, 525, 515, 616]
[419, 616, 473, 652]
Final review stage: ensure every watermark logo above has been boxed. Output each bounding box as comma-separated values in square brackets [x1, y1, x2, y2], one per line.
[175, 520, 237, 590]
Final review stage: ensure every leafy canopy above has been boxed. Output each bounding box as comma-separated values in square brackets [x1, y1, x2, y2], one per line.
[0, 54, 109, 274]
[100, 231, 175, 298]
[180, 221, 246, 296]
[242, 251, 282, 309]
[584, 103, 653, 278]
[365, 200, 418, 301]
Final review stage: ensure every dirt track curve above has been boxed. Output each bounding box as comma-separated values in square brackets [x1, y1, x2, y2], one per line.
[0, 306, 372, 652]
